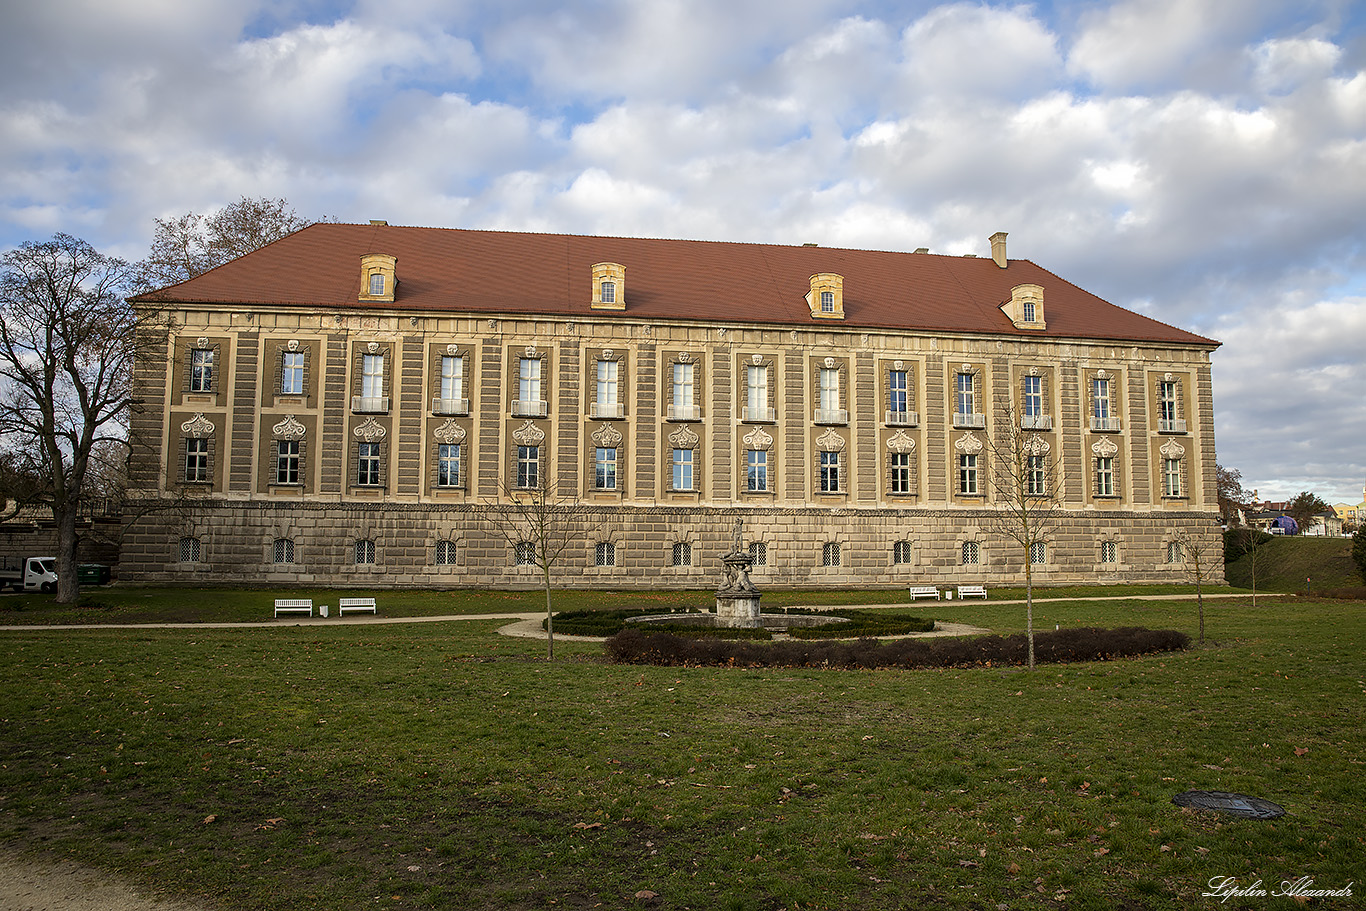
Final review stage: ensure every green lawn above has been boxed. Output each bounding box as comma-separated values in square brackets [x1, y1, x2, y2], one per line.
[1224, 535, 1359, 593]
[1, 591, 1361, 910]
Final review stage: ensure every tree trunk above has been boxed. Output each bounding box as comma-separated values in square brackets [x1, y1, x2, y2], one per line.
[1196, 569, 1205, 646]
[542, 562, 554, 661]
[53, 503, 82, 604]
[1025, 558, 1035, 670]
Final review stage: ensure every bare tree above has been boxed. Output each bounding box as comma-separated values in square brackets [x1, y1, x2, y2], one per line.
[980, 404, 1067, 670]
[1172, 525, 1217, 646]
[132, 196, 315, 292]
[481, 477, 595, 660]
[0, 234, 167, 602]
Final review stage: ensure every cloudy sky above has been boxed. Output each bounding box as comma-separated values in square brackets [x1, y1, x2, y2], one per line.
[2, 0, 1364, 503]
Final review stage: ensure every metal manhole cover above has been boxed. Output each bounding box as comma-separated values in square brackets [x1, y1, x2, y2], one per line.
[1172, 790, 1285, 819]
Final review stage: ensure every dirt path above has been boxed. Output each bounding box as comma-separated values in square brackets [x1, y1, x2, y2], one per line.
[0, 853, 210, 911]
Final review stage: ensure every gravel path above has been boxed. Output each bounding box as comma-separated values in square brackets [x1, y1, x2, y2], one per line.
[0, 854, 210, 911]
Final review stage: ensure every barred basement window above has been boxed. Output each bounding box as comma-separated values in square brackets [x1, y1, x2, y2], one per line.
[672, 542, 692, 566]
[179, 536, 201, 563]
[515, 541, 536, 565]
[962, 541, 980, 565]
[1166, 541, 1183, 564]
[595, 542, 616, 567]
[893, 541, 913, 564]
[434, 540, 458, 565]
[822, 542, 841, 567]
[355, 539, 376, 564]
[749, 542, 767, 566]
[273, 538, 295, 564]
[1030, 541, 1047, 565]
[1101, 541, 1117, 564]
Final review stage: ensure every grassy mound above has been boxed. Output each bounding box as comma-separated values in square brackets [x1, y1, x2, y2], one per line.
[1224, 534, 1356, 592]
[605, 626, 1190, 668]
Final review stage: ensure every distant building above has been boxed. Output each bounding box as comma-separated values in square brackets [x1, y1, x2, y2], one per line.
[123, 225, 1223, 588]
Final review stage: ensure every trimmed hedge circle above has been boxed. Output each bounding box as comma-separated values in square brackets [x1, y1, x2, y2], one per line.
[604, 626, 1191, 669]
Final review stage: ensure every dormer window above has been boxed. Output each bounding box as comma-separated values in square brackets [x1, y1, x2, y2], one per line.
[591, 263, 626, 310]
[1002, 283, 1045, 330]
[807, 273, 845, 320]
[359, 253, 397, 303]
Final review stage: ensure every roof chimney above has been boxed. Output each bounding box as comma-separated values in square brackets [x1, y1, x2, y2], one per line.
[990, 232, 1008, 269]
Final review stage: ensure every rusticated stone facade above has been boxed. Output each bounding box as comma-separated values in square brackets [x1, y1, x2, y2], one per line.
[122, 225, 1223, 588]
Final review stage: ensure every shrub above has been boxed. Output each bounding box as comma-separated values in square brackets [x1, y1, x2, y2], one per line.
[604, 626, 1190, 669]
[1353, 527, 1366, 584]
[786, 610, 934, 639]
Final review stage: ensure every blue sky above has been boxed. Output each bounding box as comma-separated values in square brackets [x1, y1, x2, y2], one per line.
[2, 0, 1364, 503]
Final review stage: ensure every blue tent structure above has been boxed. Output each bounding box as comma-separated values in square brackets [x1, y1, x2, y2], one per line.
[1271, 516, 1298, 534]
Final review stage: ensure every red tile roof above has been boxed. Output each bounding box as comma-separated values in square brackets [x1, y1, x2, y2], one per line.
[138, 223, 1218, 347]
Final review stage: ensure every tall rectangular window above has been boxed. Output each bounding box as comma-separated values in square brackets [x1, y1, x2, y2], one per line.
[820, 290, 834, 312]
[1163, 458, 1182, 497]
[595, 447, 617, 490]
[819, 367, 840, 412]
[1159, 380, 1177, 424]
[1027, 454, 1046, 496]
[1096, 457, 1115, 496]
[518, 445, 539, 489]
[820, 451, 840, 493]
[441, 356, 463, 402]
[889, 451, 911, 494]
[672, 363, 695, 418]
[746, 449, 768, 492]
[282, 351, 305, 395]
[1092, 377, 1111, 421]
[1023, 375, 1042, 418]
[956, 373, 975, 417]
[597, 360, 618, 407]
[369, 273, 384, 296]
[519, 358, 542, 404]
[959, 453, 978, 495]
[357, 442, 381, 486]
[746, 364, 768, 420]
[185, 438, 209, 482]
[276, 440, 300, 485]
[600, 281, 615, 304]
[190, 349, 213, 392]
[437, 443, 461, 487]
[362, 354, 384, 399]
[673, 449, 694, 491]
[888, 369, 907, 414]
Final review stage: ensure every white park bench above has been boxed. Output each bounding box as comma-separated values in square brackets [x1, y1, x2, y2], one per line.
[274, 598, 313, 618]
[957, 585, 988, 599]
[908, 586, 941, 600]
[338, 597, 377, 615]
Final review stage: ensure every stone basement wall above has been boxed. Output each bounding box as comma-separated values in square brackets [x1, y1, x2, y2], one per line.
[120, 502, 1224, 589]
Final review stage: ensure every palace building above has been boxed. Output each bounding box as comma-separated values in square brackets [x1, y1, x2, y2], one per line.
[122, 224, 1222, 588]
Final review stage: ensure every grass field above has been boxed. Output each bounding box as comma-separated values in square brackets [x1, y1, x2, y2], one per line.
[1, 589, 1362, 910]
[1224, 535, 1360, 594]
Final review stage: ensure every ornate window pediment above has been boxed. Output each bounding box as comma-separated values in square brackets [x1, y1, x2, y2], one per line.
[954, 432, 984, 455]
[1159, 439, 1186, 459]
[272, 414, 307, 440]
[180, 413, 215, 438]
[668, 425, 700, 450]
[1091, 437, 1119, 458]
[592, 423, 623, 447]
[816, 427, 846, 453]
[353, 417, 387, 442]
[433, 418, 467, 445]
[886, 430, 916, 454]
[512, 420, 546, 446]
[743, 426, 773, 450]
